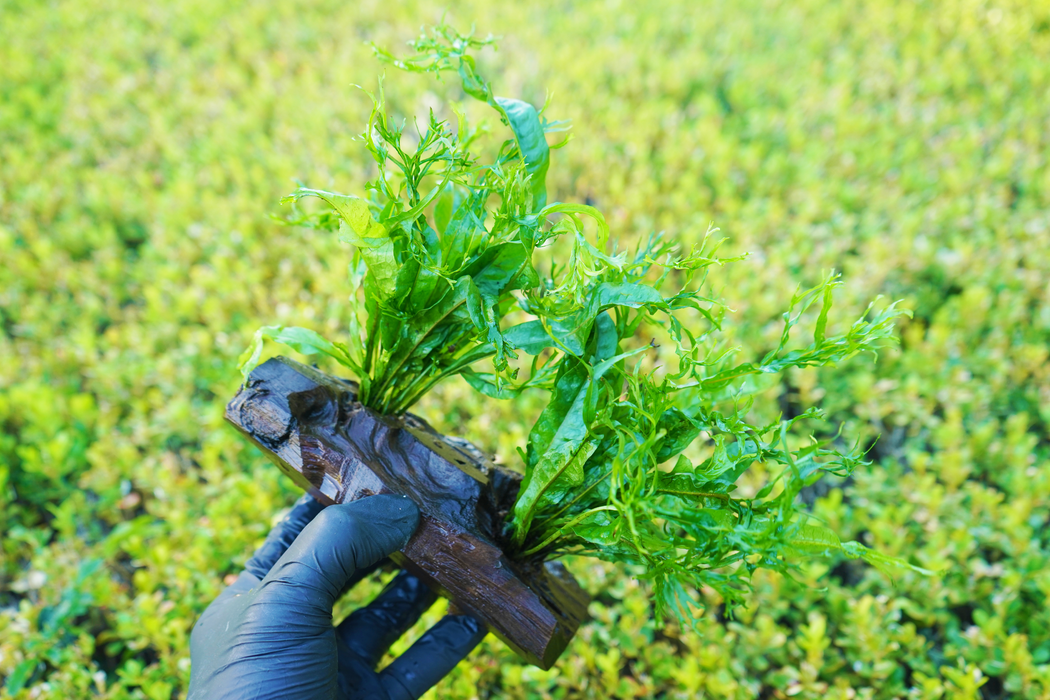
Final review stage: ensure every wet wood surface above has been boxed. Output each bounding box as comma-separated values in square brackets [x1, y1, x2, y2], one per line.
[224, 356, 589, 669]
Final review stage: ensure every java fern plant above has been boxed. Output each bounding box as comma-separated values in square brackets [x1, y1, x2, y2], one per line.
[239, 25, 930, 623]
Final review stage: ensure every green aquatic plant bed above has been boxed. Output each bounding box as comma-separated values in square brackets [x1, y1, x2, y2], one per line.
[240, 25, 929, 628]
[5, 0, 1050, 696]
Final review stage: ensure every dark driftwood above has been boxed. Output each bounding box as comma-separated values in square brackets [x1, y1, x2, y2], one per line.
[224, 356, 589, 669]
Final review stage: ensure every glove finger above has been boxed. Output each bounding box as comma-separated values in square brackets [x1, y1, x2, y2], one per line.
[257, 495, 420, 615]
[336, 643, 386, 700]
[244, 493, 325, 580]
[377, 614, 487, 700]
[337, 570, 437, 667]
[337, 556, 389, 599]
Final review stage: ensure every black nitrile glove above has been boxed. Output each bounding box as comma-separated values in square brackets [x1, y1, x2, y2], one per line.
[188, 494, 487, 700]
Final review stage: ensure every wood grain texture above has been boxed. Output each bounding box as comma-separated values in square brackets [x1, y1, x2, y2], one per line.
[225, 356, 589, 669]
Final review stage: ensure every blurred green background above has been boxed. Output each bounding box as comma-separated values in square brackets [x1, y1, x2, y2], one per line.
[2, 0, 1049, 697]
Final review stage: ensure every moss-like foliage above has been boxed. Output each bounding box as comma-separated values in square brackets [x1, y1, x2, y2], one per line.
[5, 1, 1049, 696]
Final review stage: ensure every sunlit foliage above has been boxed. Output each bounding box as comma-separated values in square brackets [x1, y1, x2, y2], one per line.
[2, 0, 1049, 697]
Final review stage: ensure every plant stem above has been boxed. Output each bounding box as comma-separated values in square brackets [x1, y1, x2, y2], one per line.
[654, 489, 731, 502]
[537, 468, 612, 525]
[520, 506, 618, 558]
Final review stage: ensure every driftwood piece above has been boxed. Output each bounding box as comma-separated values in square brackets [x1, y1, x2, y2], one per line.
[224, 356, 589, 669]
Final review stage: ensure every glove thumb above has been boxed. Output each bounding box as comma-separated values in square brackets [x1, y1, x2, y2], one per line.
[257, 494, 420, 612]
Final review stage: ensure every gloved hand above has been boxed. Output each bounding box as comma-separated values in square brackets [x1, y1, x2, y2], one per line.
[188, 493, 486, 700]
